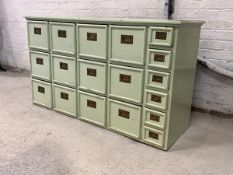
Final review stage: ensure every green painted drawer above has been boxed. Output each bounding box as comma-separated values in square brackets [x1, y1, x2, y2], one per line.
[109, 64, 143, 104]
[79, 91, 106, 126]
[77, 24, 108, 60]
[30, 51, 51, 81]
[32, 79, 52, 108]
[142, 126, 165, 148]
[52, 54, 76, 87]
[109, 25, 146, 65]
[143, 108, 166, 130]
[79, 60, 106, 94]
[108, 99, 141, 138]
[149, 27, 174, 47]
[53, 84, 77, 116]
[27, 20, 49, 50]
[147, 49, 172, 70]
[146, 70, 170, 90]
[50, 22, 76, 55]
[145, 90, 168, 111]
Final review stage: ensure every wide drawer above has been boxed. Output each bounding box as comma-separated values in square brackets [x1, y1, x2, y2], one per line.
[145, 90, 168, 111]
[50, 22, 76, 55]
[77, 24, 108, 60]
[53, 84, 77, 117]
[149, 27, 174, 47]
[108, 99, 141, 139]
[32, 79, 52, 108]
[109, 25, 146, 65]
[79, 60, 107, 94]
[79, 91, 106, 126]
[30, 51, 51, 81]
[109, 64, 143, 104]
[52, 54, 76, 87]
[146, 70, 170, 90]
[27, 20, 49, 51]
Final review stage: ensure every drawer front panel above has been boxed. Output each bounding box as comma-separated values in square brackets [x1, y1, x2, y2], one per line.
[143, 108, 166, 130]
[146, 70, 170, 90]
[142, 126, 165, 147]
[53, 85, 76, 116]
[52, 55, 76, 87]
[51, 22, 75, 55]
[149, 27, 174, 47]
[32, 79, 52, 108]
[109, 26, 146, 65]
[148, 49, 172, 70]
[108, 99, 141, 138]
[109, 65, 143, 103]
[77, 24, 107, 60]
[79, 91, 106, 126]
[145, 90, 168, 111]
[30, 51, 51, 81]
[79, 60, 106, 94]
[28, 21, 49, 50]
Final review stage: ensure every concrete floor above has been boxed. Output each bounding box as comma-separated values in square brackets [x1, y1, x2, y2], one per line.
[0, 71, 232, 175]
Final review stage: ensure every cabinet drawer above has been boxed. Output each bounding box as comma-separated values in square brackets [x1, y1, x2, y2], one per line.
[30, 51, 51, 81]
[109, 64, 143, 104]
[52, 54, 76, 87]
[27, 21, 49, 50]
[147, 49, 172, 70]
[32, 79, 52, 108]
[109, 25, 146, 65]
[146, 70, 170, 90]
[77, 24, 107, 60]
[142, 126, 165, 147]
[143, 108, 166, 130]
[53, 84, 77, 116]
[149, 27, 174, 47]
[79, 60, 107, 94]
[50, 22, 75, 55]
[145, 90, 168, 111]
[79, 91, 106, 126]
[108, 99, 141, 138]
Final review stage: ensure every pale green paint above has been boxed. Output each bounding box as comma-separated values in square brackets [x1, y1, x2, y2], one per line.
[146, 70, 170, 90]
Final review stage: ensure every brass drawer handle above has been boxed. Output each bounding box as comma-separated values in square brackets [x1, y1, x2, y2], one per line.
[154, 54, 165, 62]
[58, 30, 67, 38]
[87, 99, 96, 108]
[36, 58, 43, 65]
[60, 92, 69, 100]
[151, 94, 162, 103]
[34, 27, 41, 35]
[155, 32, 167, 40]
[118, 109, 130, 119]
[60, 62, 68, 70]
[121, 35, 133, 44]
[87, 32, 97, 41]
[152, 75, 163, 83]
[38, 86, 45, 93]
[150, 113, 160, 122]
[119, 74, 131, 83]
[149, 131, 159, 140]
[87, 68, 97, 77]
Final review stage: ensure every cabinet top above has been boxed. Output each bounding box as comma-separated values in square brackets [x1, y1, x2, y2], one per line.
[26, 16, 204, 27]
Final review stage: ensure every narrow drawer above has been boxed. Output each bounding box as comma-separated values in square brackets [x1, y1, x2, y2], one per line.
[146, 70, 170, 90]
[108, 99, 141, 138]
[142, 126, 165, 148]
[145, 90, 168, 111]
[147, 49, 172, 70]
[50, 22, 75, 55]
[79, 60, 106, 94]
[143, 108, 166, 130]
[27, 20, 49, 50]
[53, 84, 77, 117]
[109, 25, 146, 65]
[79, 91, 106, 126]
[77, 24, 107, 60]
[52, 54, 76, 87]
[149, 27, 174, 47]
[109, 64, 143, 104]
[30, 51, 51, 81]
[32, 79, 52, 108]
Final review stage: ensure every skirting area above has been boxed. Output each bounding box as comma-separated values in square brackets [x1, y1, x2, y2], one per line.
[0, 70, 232, 175]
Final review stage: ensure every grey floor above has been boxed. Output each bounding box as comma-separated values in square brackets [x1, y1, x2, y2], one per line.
[0, 71, 233, 175]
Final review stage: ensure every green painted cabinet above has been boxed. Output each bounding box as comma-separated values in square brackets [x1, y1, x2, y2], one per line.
[27, 17, 204, 150]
